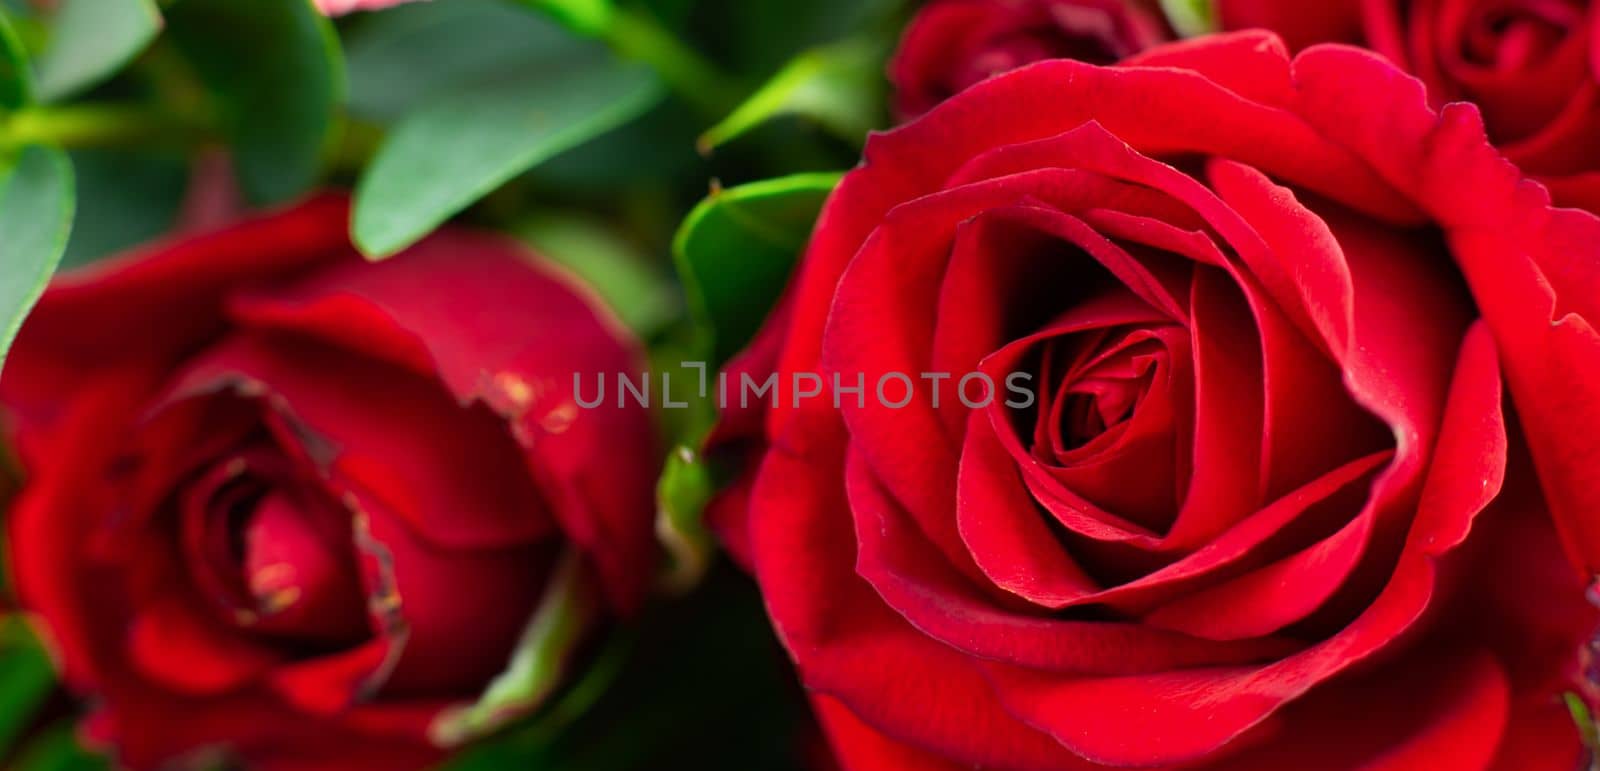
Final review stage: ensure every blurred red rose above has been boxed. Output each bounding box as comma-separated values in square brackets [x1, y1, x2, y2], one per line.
[1220, 0, 1600, 212]
[714, 32, 1600, 770]
[1, 196, 658, 770]
[890, 0, 1171, 118]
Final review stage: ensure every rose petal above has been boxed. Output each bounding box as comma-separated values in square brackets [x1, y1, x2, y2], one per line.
[231, 230, 657, 612]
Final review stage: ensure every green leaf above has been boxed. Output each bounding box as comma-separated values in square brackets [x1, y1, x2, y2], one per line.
[673, 171, 841, 365]
[513, 213, 679, 338]
[59, 149, 186, 270]
[699, 39, 885, 153]
[1160, 0, 1218, 37]
[430, 550, 599, 747]
[343, 0, 586, 123]
[655, 445, 713, 593]
[0, 144, 73, 373]
[0, 10, 35, 109]
[0, 616, 57, 755]
[166, 0, 343, 204]
[33, 0, 162, 102]
[11, 722, 109, 771]
[353, 53, 662, 259]
[515, 0, 613, 37]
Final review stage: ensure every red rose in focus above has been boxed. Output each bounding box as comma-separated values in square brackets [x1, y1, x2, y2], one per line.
[1221, 0, 1600, 212]
[2, 196, 658, 770]
[890, 0, 1170, 118]
[716, 33, 1600, 769]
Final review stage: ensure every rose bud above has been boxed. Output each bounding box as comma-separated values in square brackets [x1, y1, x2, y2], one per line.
[1, 195, 658, 770]
[713, 32, 1600, 769]
[1220, 0, 1600, 212]
[890, 0, 1171, 119]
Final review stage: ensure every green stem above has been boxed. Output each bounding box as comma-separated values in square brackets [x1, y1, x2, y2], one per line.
[0, 104, 206, 151]
[602, 6, 740, 115]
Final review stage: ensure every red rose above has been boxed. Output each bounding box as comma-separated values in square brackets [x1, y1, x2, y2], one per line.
[889, 0, 1170, 119]
[715, 33, 1600, 769]
[1220, 0, 1600, 212]
[2, 196, 658, 770]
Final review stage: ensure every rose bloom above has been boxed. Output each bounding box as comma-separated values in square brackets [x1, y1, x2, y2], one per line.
[1220, 0, 1600, 212]
[713, 32, 1600, 770]
[890, 0, 1170, 118]
[1, 196, 658, 769]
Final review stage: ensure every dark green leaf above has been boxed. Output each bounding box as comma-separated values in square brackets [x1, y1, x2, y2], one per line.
[0, 144, 73, 372]
[59, 149, 186, 270]
[343, 0, 585, 123]
[166, 0, 342, 204]
[353, 53, 662, 258]
[673, 171, 840, 364]
[33, 0, 161, 102]
[699, 39, 886, 152]
[0, 616, 56, 755]
[12, 722, 110, 771]
[0, 10, 34, 109]
[527, 99, 702, 195]
[701, 0, 901, 75]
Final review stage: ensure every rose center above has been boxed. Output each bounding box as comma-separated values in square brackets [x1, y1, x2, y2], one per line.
[1037, 327, 1168, 452]
[1461, 0, 1583, 70]
[184, 452, 369, 648]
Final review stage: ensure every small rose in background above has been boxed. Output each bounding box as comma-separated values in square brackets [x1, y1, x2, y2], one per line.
[1, 197, 658, 770]
[1219, 0, 1600, 212]
[891, 0, 1171, 118]
[314, 0, 423, 16]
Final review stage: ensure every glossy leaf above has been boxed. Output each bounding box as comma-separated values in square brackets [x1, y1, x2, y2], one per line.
[673, 171, 841, 364]
[0, 10, 33, 109]
[0, 145, 74, 372]
[166, 0, 343, 204]
[699, 39, 885, 152]
[33, 0, 162, 102]
[353, 53, 662, 258]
